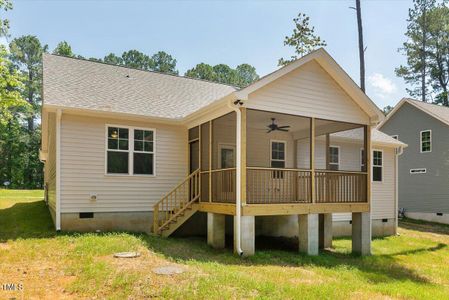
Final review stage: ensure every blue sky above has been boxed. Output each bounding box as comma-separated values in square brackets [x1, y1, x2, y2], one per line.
[6, 0, 413, 109]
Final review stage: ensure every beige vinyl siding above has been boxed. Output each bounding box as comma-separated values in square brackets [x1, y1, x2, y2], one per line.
[45, 112, 57, 222]
[60, 114, 187, 213]
[246, 61, 369, 125]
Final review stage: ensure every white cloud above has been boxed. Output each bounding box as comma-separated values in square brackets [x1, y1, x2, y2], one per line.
[368, 73, 397, 99]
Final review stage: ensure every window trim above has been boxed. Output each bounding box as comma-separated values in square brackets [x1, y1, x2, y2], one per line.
[328, 145, 340, 170]
[420, 130, 432, 153]
[105, 124, 156, 177]
[270, 140, 287, 168]
[372, 149, 383, 183]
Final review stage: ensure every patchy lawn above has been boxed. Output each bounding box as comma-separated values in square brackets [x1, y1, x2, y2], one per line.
[1, 190, 449, 299]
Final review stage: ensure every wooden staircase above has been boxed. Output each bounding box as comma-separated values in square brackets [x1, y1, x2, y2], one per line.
[153, 169, 200, 237]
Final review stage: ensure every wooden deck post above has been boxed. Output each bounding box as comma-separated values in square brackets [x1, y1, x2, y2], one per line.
[240, 107, 247, 205]
[199, 125, 202, 202]
[310, 118, 316, 204]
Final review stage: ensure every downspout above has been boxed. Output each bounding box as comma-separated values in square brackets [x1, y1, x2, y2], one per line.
[395, 146, 404, 235]
[227, 99, 244, 256]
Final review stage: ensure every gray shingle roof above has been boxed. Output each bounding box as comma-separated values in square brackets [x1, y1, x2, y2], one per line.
[334, 128, 406, 147]
[43, 54, 236, 119]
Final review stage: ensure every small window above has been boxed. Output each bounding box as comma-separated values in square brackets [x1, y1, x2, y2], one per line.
[391, 135, 398, 140]
[271, 141, 286, 178]
[373, 150, 383, 182]
[410, 168, 426, 174]
[329, 146, 339, 171]
[107, 127, 129, 174]
[133, 129, 154, 175]
[420, 130, 431, 153]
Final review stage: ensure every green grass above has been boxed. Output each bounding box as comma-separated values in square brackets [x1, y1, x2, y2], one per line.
[1, 189, 449, 299]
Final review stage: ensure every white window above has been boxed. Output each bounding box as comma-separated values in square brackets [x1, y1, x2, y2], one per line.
[271, 140, 286, 179]
[106, 125, 155, 175]
[391, 135, 398, 140]
[373, 150, 383, 182]
[329, 146, 339, 171]
[410, 168, 426, 174]
[420, 130, 431, 153]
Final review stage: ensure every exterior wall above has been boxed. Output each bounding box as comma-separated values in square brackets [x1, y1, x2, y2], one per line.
[246, 60, 369, 125]
[44, 112, 57, 223]
[381, 102, 449, 214]
[405, 212, 449, 225]
[59, 113, 187, 216]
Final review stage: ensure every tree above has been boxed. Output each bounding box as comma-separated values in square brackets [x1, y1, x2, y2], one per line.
[185, 63, 216, 81]
[53, 41, 74, 57]
[151, 51, 178, 75]
[0, 0, 12, 37]
[396, 0, 436, 102]
[121, 50, 153, 70]
[427, 4, 449, 106]
[353, 0, 366, 92]
[235, 64, 259, 87]
[103, 53, 122, 65]
[278, 13, 326, 66]
[8, 35, 47, 187]
[382, 105, 394, 115]
[213, 64, 238, 85]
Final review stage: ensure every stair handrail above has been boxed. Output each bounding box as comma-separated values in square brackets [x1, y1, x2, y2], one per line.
[153, 169, 201, 234]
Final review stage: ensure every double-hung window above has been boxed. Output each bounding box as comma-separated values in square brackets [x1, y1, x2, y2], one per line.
[420, 130, 431, 153]
[372, 150, 383, 182]
[271, 141, 286, 179]
[329, 146, 339, 171]
[107, 126, 155, 175]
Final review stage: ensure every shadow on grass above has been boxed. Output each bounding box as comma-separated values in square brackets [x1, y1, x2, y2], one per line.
[0, 199, 56, 242]
[141, 233, 446, 286]
[400, 218, 449, 236]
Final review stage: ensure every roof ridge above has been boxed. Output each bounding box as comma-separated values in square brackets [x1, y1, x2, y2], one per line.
[44, 53, 239, 90]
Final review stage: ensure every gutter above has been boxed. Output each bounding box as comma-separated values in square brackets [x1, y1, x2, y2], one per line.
[56, 109, 62, 231]
[227, 99, 244, 256]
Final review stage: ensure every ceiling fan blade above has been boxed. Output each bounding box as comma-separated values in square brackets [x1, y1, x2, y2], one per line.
[278, 128, 289, 132]
[267, 129, 273, 133]
[278, 125, 291, 129]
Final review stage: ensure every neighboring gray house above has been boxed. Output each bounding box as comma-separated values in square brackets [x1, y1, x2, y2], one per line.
[379, 98, 449, 224]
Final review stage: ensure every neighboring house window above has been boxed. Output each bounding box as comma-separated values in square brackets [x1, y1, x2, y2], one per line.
[373, 150, 383, 182]
[391, 135, 398, 140]
[410, 168, 426, 174]
[271, 141, 286, 179]
[106, 126, 155, 175]
[107, 127, 129, 174]
[420, 130, 431, 153]
[329, 146, 339, 171]
[133, 129, 154, 175]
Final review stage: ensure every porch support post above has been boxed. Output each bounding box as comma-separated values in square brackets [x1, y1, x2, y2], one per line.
[234, 215, 254, 256]
[352, 212, 371, 255]
[364, 125, 371, 205]
[319, 213, 333, 249]
[240, 107, 247, 205]
[209, 120, 212, 202]
[298, 213, 319, 255]
[310, 118, 316, 203]
[207, 213, 225, 249]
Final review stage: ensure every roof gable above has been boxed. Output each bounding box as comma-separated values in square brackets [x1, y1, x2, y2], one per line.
[235, 48, 384, 124]
[378, 98, 449, 129]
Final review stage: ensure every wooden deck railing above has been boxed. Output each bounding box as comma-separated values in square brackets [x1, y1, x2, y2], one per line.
[315, 170, 367, 203]
[201, 168, 236, 203]
[153, 169, 200, 233]
[247, 167, 312, 204]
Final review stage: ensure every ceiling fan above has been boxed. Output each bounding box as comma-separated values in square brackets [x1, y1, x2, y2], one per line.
[267, 118, 290, 133]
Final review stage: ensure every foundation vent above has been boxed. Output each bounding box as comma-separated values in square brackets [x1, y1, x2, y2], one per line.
[79, 212, 94, 219]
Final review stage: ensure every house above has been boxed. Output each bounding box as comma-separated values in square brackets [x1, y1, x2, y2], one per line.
[40, 48, 405, 256]
[379, 98, 449, 225]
